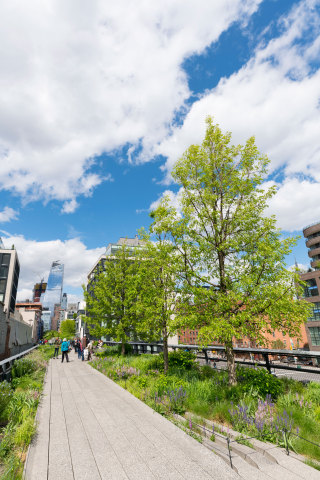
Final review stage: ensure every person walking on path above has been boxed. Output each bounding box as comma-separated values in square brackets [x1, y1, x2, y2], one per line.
[77, 339, 84, 361]
[53, 338, 60, 359]
[61, 338, 69, 363]
[87, 339, 94, 361]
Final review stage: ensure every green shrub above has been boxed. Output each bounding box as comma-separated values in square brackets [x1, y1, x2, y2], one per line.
[314, 406, 320, 422]
[237, 367, 283, 399]
[11, 358, 37, 379]
[13, 417, 36, 446]
[0, 382, 13, 422]
[200, 365, 216, 379]
[11, 376, 42, 391]
[168, 350, 196, 370]
[306, 382, 320, 406]
[95, 346, 119, 357]
[118, 343, 133, 355]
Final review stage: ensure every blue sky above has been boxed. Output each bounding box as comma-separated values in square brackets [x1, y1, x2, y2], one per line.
[0, 0, 319, 301]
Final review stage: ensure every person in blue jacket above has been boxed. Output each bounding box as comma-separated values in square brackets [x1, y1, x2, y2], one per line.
[61, 338, 69, 363]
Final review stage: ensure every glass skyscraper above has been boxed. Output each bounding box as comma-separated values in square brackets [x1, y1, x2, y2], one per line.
[41, 261, 64, 330]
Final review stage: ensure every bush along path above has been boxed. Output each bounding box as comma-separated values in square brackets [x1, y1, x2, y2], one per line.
[90, 347, 320, 474]
[0, 346, 54, 480]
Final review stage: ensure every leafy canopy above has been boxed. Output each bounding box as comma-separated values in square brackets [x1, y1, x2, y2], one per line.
[151, 117, 310, 348]
[83, 243, 141, 345]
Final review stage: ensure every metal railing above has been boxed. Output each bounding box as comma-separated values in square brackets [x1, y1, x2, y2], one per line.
[186, 417, 320, 469]
[102, 340, 320, 382]
[0, 345, 38, 382]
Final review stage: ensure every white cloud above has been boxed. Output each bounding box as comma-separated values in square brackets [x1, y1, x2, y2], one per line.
[152, 0, 320, 231]
[150, 188, 184, 213]
[0, 0, 261, 212]
[0, 206, 19, 223]
[1, 234, 104, 301]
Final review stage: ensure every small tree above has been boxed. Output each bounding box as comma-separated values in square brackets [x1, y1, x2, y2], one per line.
[271, 339, 285, 350]
[152, 117, 310, 385]
[83, 244, 141, 355]
[136, 228, 181, 374]
[60, 320, 75, 339]
[43, 330, 60, 340]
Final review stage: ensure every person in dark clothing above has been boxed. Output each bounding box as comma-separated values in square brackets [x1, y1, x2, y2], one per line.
[77, 340, 84, 361]
[53, 338, 60, 359]
[61, 338, 69, 363]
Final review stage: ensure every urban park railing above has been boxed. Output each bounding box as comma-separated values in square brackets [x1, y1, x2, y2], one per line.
[103, 341, 320, 383]
[0, 345, 38, 382]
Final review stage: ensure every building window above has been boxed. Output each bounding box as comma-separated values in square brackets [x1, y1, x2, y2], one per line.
[308, 302, 320, 321]
[309, 327, 320, 346]
[304, 279, 319, 297]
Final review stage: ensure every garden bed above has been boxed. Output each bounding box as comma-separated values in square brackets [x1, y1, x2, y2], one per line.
[0, 345, 54, 480]
[90, 347, 320, 467]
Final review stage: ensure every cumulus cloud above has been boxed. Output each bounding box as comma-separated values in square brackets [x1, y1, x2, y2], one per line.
[0, 0, 261, 212]
[150, 188, 184, 213]
[152, 0, 320, 231]
[0, 206, 19, 223]
[0, 234, 104, 301]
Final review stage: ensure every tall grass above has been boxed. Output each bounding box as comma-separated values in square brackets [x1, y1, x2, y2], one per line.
[0, 347, 51, 480]
[90, 350, 320, 463]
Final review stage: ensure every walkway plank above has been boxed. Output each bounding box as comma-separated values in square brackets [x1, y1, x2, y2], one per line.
[25, 355, 239, 480]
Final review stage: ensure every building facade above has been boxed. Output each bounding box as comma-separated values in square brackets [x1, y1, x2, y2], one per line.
[0, 240, 20, 315]
[15, 301, 43, 342]
[41, 261, 64, 329]
[300, 222, 320, 352]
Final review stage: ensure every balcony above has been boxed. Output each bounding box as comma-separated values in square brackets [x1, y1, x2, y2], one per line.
[309, 247, 320, 258]
[306, 235, 320, 248]
[303, 222, 320, 239]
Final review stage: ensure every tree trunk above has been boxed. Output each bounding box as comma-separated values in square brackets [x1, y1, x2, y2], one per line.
[121, 340, 125, 356]
[226, 342, 237, 386]
[163, 328, 169, 375]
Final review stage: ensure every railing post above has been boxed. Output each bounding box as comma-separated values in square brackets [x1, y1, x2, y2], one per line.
[203, 349, 209, 365]
[263, 353, 271, 373]
[226, 437, 233, 469]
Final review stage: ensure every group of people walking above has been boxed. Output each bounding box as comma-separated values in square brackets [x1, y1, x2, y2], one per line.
[53, 337, 94, 362]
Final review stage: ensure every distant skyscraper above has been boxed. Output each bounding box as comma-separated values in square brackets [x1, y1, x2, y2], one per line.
[41, 261, 64, 329]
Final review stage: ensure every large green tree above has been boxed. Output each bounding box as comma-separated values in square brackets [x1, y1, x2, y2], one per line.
[83, 244, 141, 355]
[151, 117, 310, 385]
[60, 320, 75, 339]
[136, 228, 181, 374]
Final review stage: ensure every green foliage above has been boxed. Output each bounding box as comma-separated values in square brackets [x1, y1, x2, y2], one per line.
[237, 367, 284, 399]
[43, 330, 60, 340]
[90, 351, 320, 462]
[0, 347, 50, 478]
[117, 343, 132, 355]
[236, 435, 254, 449]
[60, 320, 75, 339]
[305, 382, 320, 406]
[305, 460, 320, 472]
[0, 382, 13, 422]
[95, 347, 115, 357]
[150, 117, 310, 384]
[11, 358, 37, 379]
[167, 350, 196, 370]
[271, 339, 285, 349]
[83, 244, 142, 354]
[134, 229, 182, 372]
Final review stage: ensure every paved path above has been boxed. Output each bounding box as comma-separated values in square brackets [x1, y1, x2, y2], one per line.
[24, 356, 238, 480]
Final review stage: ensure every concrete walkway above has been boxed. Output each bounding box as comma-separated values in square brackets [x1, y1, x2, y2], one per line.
[24, 355, 238, 480]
